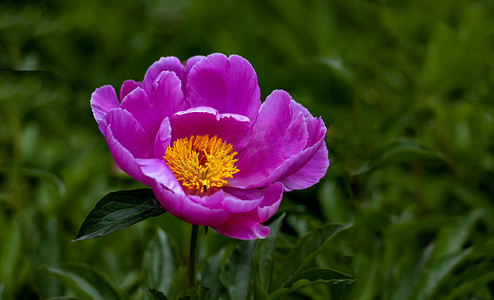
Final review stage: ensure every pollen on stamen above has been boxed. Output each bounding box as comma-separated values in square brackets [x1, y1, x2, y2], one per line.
[164, 135, 239, 194]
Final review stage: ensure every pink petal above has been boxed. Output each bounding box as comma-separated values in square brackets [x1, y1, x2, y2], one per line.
[90, 85, 119, 125]
[231, 90, 309, 188]
[280, 140, 329, 191]
[150, 181, 230, 226]
[221, 187, 265, 213]
[119, 80, 142, 102]
[121, 71, 185, 137]
[143, 56, 185, 97]
[137, 158, 182, 193]
[153, 118, 172, 158]
[257, 182, 283, 222]
[213, 214, 270, 240]
[170, 106, 250, 148]
[184, 55, 205, 96]
[104, 108, 153, 159]
[105, 109, 156, 185]
[212, 182, 282, 239]
[186, 53, 261, 124]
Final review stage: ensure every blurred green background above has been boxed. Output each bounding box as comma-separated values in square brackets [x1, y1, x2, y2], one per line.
[2, 0, 494, 299]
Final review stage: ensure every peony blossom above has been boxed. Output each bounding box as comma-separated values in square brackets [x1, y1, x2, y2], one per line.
[90, 53, 329, 240]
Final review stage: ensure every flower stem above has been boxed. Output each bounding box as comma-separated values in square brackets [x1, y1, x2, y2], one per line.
[188, 224, 199, 288]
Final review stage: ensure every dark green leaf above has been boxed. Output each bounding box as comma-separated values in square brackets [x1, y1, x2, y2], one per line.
[253, 214, 285, 299]
[352, 138, 449, 175]
[198, 249, 225, 300]
[286, 268, 353, 286]
[73, 189, 166, 241]
[445, 262, 494, 300]
[413, 248, 472, 300]
[268, 268, 353, 300]
[148, 288, 169, 300]
[144, 228, 177, 296]
[388, 244, 434, 300]
[43, 263, 123, 300]
[220, 240, 256, 300]
[176, 285, 210, 300]
[274, 223, 352, 288]
[46, 297, 84, 300]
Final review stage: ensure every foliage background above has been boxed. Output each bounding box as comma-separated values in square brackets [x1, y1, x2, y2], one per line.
[2, 0, 494, 299]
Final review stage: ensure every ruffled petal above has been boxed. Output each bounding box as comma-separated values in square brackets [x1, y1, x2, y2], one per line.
[90, 85, 119, 125]
[153, 118, 172, 158]
[137, 158, 182, 193]
[184, 55, 204, 96]
[102, 110, 154, 186]
[280, 140, 329, 191]
[104, 108, 153, 159]
[143, 56, 185, 97]
[231, 90, 309, 188]
[213, 214, 270, 240]
[221, 187, 264, 213]
[186, 53, 261, 124]
[151, 182, 230, 226]
[121, 71, 185, 137]
[170, 106, 250, 148]
[257, 182, 283, 222]
[212, 182, 282, 240]
[119, 80, 142, 102]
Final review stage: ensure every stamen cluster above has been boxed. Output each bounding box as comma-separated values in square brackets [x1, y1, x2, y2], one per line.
[164, 135, 239, 193]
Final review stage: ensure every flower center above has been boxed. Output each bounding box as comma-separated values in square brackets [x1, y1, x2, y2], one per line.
[164, 135, 239, 194]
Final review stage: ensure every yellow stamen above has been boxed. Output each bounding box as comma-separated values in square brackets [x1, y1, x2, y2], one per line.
[164, 135, 239, 193]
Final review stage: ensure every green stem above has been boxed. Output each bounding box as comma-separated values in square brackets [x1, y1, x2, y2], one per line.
[188, 224, 199, 288]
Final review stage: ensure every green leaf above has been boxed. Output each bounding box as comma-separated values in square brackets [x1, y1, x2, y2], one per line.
[445, 262, 494, 300]
[253, 214, 285, 299]
[46, 297, 84, 300]
[274, 223, 352, 289]
[267, 268, 354, 300]
[432, 208, 482, 259]
[220, 240, 256, 300]
[148, 288, 169, 300]
[73, 188, 166, 241]
[176, 285, 210, 300]
[388, 244, 434, 300]
[413, 248, 472, 300]
[143, 228, 177, 296]
[43, 263, 123, 300]
[198, 249, 225, 300]
[352, 138, 449, 175]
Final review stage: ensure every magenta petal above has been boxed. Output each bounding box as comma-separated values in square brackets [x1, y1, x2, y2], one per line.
[184, 55, 204, 96]
[186, 53, 261, 123]
[120, 80, 142, 101]
[151, 182, 230, 226]
[153, 118, 172, 158]
[103, 120, 152, 186]
[231, 90, 308, 187]
[91, 85, 119, 125]
[121, 71, 185, 137]
[257, 182, 283, 222]
[221, 187, 264, 213]
[151, 71, 187, 118]
[137, 158, 182, 193]
[104, 108, 153, 159]
[281, 140, 329, 191]
[213, 215, 270, 240]
[143, 56, 185, 97]
[211, 183, 282, 239]
[252, 133, 327, 191]
[170, 107, 250, 148]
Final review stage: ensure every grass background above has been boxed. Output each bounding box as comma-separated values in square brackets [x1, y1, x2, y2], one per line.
[1, 0, 494, 299]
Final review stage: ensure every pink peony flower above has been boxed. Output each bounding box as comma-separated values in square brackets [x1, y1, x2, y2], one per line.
[91, 54, 329, 240]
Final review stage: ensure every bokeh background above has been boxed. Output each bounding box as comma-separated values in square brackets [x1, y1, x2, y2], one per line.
[2, 0, 494, 299]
